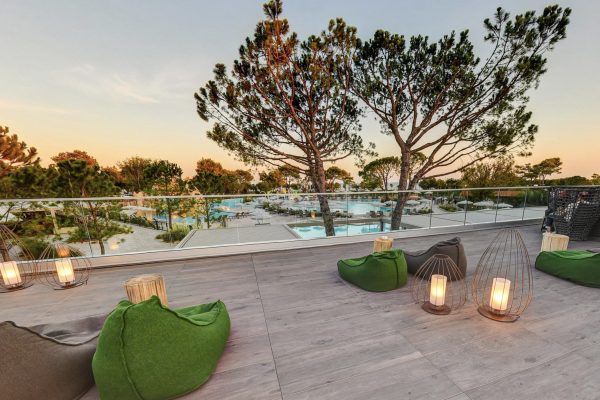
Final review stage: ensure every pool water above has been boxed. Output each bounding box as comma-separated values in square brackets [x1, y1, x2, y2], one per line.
[221, 198, 244, 208]
[291, 222, 394, 239]
[284, 200, 395, 215]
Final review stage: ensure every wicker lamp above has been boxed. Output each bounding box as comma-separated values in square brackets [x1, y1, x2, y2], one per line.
[373, 236, 393, 253]
[411, 254, 467, 315]
[125, 274, 168, 306]
[471, 228, 533, 322]
[0, 225, 37, 293]
[540, 232, 569, 252]
[37, 243, 91, 290]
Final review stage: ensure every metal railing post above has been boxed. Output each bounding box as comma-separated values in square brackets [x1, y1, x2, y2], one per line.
[429, 197, 434, 229]
[346, 192, 349, 237]
[494, 190, 500, 223]
[522, 188, 529, 221]
[463, 190, 469, 226]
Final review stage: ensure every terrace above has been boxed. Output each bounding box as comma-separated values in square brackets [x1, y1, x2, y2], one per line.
[4, 221, 600, 400]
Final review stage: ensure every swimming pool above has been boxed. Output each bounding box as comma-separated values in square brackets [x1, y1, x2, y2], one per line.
[291, 222, 395, 239]
[286, 200, 393, 215]
[220, 198, 244, 208]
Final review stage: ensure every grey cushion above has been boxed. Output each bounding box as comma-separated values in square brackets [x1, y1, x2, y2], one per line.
[404, 237, 467, 280]
[0, 315, 105, 400]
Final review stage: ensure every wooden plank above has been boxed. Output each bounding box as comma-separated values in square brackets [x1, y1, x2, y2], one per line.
[3, 225, 600, 400]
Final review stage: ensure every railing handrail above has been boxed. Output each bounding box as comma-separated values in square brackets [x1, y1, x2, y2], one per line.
[0, 185, 588, 204]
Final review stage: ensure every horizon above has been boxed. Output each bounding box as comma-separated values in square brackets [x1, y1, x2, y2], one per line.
[2, 0, 598, 180]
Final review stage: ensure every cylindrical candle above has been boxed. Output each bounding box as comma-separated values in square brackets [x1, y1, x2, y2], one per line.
[0, 261, 22, 287]
[489, 277, 511, 311]
[429, 274, 447, 306]
[56, 245, 70, 258]
[55, 259, 75, 284]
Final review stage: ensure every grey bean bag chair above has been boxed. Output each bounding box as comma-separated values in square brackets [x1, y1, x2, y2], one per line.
[404, 237, 467, 280]
[0, 315, 106, 400]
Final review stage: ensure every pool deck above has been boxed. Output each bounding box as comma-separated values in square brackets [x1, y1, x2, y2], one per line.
[3, 223, 600, 399]
[179, 224, 300, 248]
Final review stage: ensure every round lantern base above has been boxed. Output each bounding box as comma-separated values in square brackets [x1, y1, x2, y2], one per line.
[422, 302, 451, 315]
[52, 281, 86, 290]
[0, 282, 34, 293]
[477, 305, 520, 322]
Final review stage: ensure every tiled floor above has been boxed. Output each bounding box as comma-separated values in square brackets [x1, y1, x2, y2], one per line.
[3, 223, 599, 399]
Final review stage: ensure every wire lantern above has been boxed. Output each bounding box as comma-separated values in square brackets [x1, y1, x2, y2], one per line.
[37, 243, 91, 290]
[411, 254, 467, 315]
[471, 228, 533, 322]
[0, 225, 37, 293]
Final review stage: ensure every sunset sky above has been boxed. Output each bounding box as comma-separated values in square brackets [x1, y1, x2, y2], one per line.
[2, 0, 598, 179]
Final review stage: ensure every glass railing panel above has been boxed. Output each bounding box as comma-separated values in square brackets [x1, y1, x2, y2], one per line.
[464, 188, 497, 225]
[165, 196, 222, 249]
[522, 187, 548, 220]
[286, 193, 336, 239]
[90, 198, 176, 255]
[0, 186, 557, 257]
[2, 200, 81, 258]
[495, 188, 527, 222]
[429, 189, 465, 228]
[399, 190, 432, 230]
[344, 191, 389, 236]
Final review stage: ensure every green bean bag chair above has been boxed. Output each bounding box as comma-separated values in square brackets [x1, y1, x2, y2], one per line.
[92, 296, 230, 400]
[338, 249, 407, 292]
[535, 250, 600, 288]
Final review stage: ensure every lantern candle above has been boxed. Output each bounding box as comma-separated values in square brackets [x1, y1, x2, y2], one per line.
[56, 245, 70, 258]
[0, 261, 22, 287]
[55, 259, 75, 285]
[489, 277, 511, 312]
[429, 274, 447, 307]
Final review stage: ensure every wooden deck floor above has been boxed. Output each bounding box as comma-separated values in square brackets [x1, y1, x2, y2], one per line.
[3, 224, 600, 400]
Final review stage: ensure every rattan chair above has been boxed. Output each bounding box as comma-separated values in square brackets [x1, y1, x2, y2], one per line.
[546, 187, 600, 240]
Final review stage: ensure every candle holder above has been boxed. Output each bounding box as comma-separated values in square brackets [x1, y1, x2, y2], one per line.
[37, 243, 91, 290]
[373, 236, 393, 253]
[0, 225, 37, 293]
[411, 254, 467, 315]
[471, 228, 533, 322]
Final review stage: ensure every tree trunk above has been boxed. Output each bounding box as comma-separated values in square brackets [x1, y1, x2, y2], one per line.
[317, 194, 335, 236]
[390, 191, 408, 230]
[391, 150, 411, 230]
[205, 199, 212, 229]
[166, 199, 173, 231]
[312, 161, 335, 237]
[98, 239, 106, 255]
[87, 201, 106, 255]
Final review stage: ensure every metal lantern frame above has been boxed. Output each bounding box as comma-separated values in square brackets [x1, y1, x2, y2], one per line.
[411, 254, 468, 315]
[0, 225, 38, 293]
[37, 243, 91, 290]
[471, 228, 533, 322]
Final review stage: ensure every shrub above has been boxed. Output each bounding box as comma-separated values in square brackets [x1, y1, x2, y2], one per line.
[418, 208, 432, 214]
[156, 227, 190, 243]
[20, 237, 51, 259]
[129, 215, 154, 228]
[439, 204, 459, 212]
